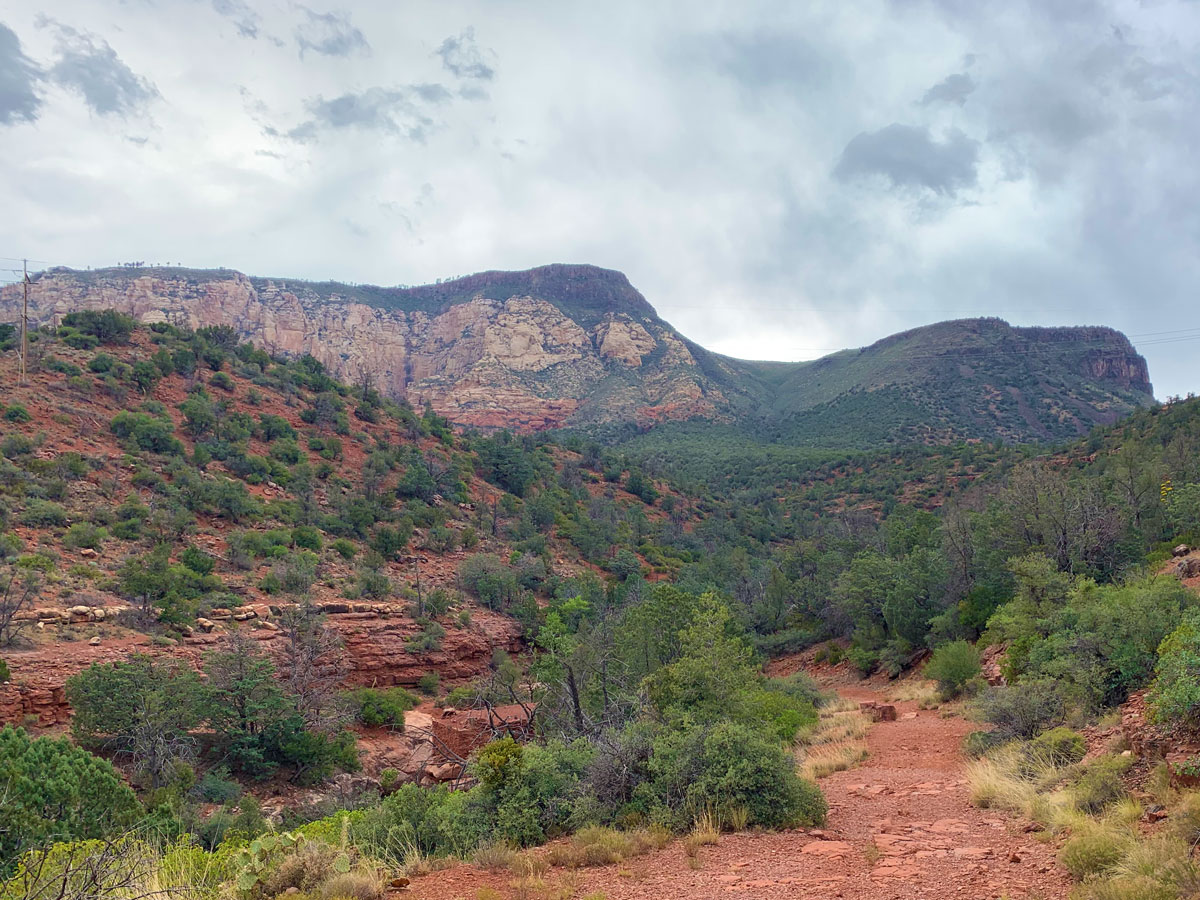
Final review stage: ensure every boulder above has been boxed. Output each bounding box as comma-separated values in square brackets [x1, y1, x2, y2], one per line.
[1173, 544, 1191, 557]
[1177, 558, 1200, 579]
[195, 617, 215, 633]
[871, 704, 898, 722]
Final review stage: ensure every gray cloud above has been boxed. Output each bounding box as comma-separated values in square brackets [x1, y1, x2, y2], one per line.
[295, 7, 367, 58]
[435, 27, 493, 80]
[834, 124, 979, 196]
[920, 72, 974, 106]
[0, 23, 42, 125]
[3, 0, 1200, 400]
[210, 0, 260, 39]
[39, 18, 157, 116]
[288, 84, 451, 141]
[694, 30, 831, 91]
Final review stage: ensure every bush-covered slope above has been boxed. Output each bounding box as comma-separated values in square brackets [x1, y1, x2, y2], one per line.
[0, 267, 1154, 446]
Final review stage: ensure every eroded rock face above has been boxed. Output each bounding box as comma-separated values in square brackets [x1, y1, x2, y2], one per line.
[0, 268, 731, 430]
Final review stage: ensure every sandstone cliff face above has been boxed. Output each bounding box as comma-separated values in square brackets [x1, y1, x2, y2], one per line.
[0, 267, 731, 430]
[0, 265, 1156, 443]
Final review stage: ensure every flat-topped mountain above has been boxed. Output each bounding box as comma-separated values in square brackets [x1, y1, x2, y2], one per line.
[0, 264, 1154, 445]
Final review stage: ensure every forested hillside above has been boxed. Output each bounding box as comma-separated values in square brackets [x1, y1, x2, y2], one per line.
[0, 310, 1196, 899]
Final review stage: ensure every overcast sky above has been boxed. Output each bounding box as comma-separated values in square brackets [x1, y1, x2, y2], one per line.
[1, 1, 1197, 397]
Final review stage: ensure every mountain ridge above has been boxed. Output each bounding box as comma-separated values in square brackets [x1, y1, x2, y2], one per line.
[0, 263, 1154, 446]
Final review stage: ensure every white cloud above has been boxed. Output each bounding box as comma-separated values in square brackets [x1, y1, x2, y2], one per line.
[0, 0, 1197, 397]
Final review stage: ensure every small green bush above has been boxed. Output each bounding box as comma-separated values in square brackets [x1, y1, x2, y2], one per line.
[88, 353, 116, 373]
[209, 371, 235, 392]
[925, 640, 981, 699]
[1028, 727, 1086, 767]
[195, 766, 242, 803]
[1072, 756, 1132, 814]
[975, 679, 1066, 740]
[180, 546, 215, 576]
[291, 525, 322, 552]
[331, 539, 357, 560]
[1058, 826, 1128, 880]
[963, 730, 1003, 758]
[847, 647, 877, 677]
[62, 523, 105, 550]
[350, 687, 416, 728]
[1149, 610, 1200, 726]
[2, 405, 30, 423]
[0, 435, 33, 458]
[20, 499, 68, 528]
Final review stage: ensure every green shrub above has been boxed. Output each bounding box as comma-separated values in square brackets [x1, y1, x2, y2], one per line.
[350, 687, 416, 728]
[1028, 727, 1086, 767]
[180, 546, 215, 575]
[1149, 610, 1200, 726]
[963, 730, 1003, 758]
[62, 522, 105, 550]
[331, 539, 357, 560]
[59, 327, 99, 349]
[61, 310, 136, 344]
[1072, 756, 1132, 813]
[109, 411, 183, 455]
[88, 352, 116, 373]
[209, 371, 235, 392]
[45, 356, 81, 376]
[925, 640, 981, 699]
[19, 499, 68, 528]
[2, 405, 30, 423]
[459, 553, 519, 611]
[975, 679, 1066, 739]
[0, 659, 9, 682]
[847, 647, 877, 677]
[1058, 826, 1128, 880]
[0, 435, 33, 458]
[648, 720, 826, 829]
[291, 525, 322, 552]
[195, 766, 242, 803]
[417, 672, 439, 695]
[0, 725, 141, 873]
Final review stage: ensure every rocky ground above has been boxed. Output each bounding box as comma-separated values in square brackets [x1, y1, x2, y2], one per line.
[407, 681, 1070, 900]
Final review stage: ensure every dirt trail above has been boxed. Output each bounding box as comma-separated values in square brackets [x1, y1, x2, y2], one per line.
[409, 684, 1070, 900]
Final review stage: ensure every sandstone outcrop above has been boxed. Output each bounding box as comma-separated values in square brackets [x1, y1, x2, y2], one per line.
[0, 264, 1156, 443]
[0, 265, 736, 430]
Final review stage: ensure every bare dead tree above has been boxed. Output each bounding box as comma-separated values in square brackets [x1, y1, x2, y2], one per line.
[0, 564, 40, 647]
[276, 600, 351, 731]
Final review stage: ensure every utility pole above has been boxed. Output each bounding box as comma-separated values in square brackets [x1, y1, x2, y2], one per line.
[18, 259, 28, 385]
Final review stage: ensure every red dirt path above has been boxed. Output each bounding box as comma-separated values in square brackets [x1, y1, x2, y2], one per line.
[408, 683, 1070, 900]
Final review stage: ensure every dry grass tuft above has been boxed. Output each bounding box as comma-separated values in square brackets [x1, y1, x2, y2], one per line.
[795, 699, 872, 779]
[544, 825, 671, 869]
[684, 814, 719, 858]
[510, 851, 550, 878]
[316, 871, 386, 900]
[473, 841, 518, 872]
[509, 873, 578, 900]
[801, 740, 869, 779]
[887, 679, 940, 706]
